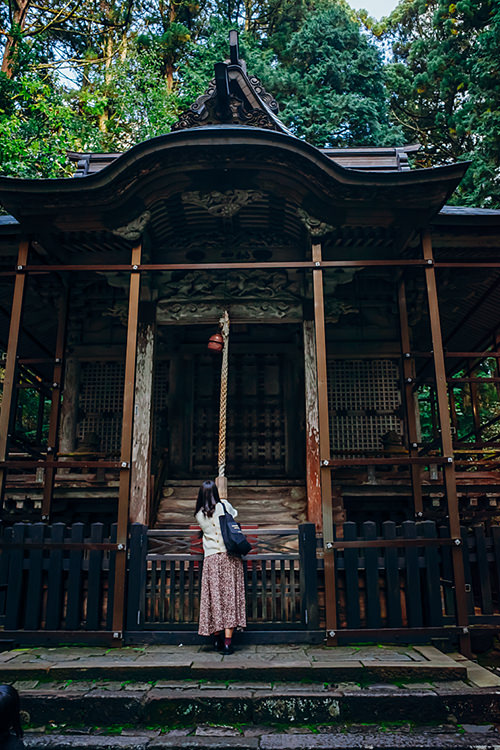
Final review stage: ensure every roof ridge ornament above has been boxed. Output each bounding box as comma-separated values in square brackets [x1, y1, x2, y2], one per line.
[172, 32, 290, 134]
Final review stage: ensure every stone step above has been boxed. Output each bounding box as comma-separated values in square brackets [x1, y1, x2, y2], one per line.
[2, 649, 467, 684]
[17, 680, 500, 732]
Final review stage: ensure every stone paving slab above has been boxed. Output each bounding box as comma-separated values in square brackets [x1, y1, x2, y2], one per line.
[22, 726, 500, 750]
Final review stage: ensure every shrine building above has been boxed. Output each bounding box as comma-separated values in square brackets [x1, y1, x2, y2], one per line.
[0, 34, 499, 647]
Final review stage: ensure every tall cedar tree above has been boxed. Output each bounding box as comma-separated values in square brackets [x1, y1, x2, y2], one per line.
[382, 0, 500, 206]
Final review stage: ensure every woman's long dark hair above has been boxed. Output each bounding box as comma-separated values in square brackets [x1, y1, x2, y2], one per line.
[195, 480, 220, 518]
[0, 685, 23, 738]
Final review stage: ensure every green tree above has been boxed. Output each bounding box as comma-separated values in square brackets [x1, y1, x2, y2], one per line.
[266, 0, 402, 147]
[382, 0, 500, 207]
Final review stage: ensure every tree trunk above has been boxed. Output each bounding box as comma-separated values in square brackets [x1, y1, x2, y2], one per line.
[1, 0, 31, 79]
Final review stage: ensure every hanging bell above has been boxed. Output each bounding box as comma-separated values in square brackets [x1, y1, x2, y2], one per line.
[208, 332, 224, 353]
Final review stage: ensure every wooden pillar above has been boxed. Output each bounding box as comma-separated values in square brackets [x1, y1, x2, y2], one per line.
[397, 279, 424, 517]
[0, 239, 29, 502]
[422, 230, 471, 656]
[493, 330, 500, 402]
[59, 354, 81, 455]
[130, 301, 156, 525]
[468, 359, 481, 441]
[311, 242, 337, 639]
[112, 244, 141, 640]
[303, 320, 321, 528]
[42, 287, 69, 520]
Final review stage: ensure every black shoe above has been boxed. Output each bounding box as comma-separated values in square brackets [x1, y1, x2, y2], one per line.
[213, 633, 223, 651]
[222, 642, 234, 655]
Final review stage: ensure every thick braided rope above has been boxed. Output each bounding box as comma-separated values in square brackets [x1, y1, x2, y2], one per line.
[218, 311, 230, 477]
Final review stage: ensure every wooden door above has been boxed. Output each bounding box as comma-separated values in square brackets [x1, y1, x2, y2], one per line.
[168, 348, 303, 479]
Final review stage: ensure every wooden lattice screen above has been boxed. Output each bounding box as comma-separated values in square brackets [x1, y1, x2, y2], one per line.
[78, 359, 169, 453]
[327, 358, 403, 454]
[191, 352, 286, 477]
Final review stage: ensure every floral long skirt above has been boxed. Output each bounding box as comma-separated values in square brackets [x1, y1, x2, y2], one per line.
[198, 552, 246, 636]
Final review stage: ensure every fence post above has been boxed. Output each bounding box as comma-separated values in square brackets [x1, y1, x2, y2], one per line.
[299, 523, 319, 630]
[126, 524, 148, 632]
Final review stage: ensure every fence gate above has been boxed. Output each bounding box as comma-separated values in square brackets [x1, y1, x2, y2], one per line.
[125, 523, 320, 641]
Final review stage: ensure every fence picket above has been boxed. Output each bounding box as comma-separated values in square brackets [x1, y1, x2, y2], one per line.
[439, 525, 455, 616]
[343, 522, 360, 629]
[491, 527, 500, 606]
[402, 521, 423, 627]
[5, 523, 26, 630]
[0, 526, 12, 623]
[461, 526, 475, 616]
[45, 523, 65, 630]
[363, 521, 381, 628]
[383, 521, 402, 628]
[24, 523, 45, 630]
[420, 521, 442, 626]
[474, 525, 493, 615]
[86, 523, 104, 630]
[178, 560, 185, 623]
[66, 523, 85, 630]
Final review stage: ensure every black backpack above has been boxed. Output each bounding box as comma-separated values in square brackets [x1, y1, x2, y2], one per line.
[218, 501, 252, 557]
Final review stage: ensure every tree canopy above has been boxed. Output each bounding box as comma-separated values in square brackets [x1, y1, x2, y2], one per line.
[0, 0, 498, 205]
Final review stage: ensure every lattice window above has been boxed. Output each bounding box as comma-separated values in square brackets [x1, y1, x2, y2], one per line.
[328, 359, 402, 453]
[78, 359, 169, 454]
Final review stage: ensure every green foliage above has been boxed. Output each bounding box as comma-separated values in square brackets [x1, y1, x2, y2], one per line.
[382, 0, 500, 207]
[266, 1, 402, 146]
[0, 0, 497, 208]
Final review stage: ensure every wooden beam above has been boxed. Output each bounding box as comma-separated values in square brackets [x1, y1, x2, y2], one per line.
[311, 242, 337, 638]
[303, 320, 321, 528]
[0, 239, 29, 503]
[422, 229, 471, 657]
[398, 279, 423, 517]
[41, 286, 69, 520]
[112, 245, 141, 640]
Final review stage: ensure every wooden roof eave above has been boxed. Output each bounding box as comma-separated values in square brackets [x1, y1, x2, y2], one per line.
[0, 126, 470, 233]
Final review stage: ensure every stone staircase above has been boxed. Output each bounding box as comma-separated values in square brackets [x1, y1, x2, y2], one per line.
[7, 644, 500, 748]
[154, 481, 307, 528]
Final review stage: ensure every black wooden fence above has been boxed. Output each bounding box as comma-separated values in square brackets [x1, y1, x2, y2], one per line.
[0, 522, 117, 634]
[1, 519, 500, 642]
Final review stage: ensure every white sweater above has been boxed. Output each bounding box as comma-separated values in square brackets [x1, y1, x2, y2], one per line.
[195, 499, 238, 558]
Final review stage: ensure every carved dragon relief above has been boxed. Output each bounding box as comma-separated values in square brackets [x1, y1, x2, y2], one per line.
[182, 189, 264, 218]
[111, 210, 151, 241]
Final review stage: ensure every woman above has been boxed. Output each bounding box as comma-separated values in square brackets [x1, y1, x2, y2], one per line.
[195, 479, 246, 654]
[0, 685, 24, 749]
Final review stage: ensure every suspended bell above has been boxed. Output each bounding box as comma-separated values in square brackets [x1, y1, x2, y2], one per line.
[208, 332, 224, 353]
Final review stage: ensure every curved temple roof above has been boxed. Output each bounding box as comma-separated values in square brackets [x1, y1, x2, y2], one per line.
[0, 126, 468, 239]
[0, 32, 469, 242]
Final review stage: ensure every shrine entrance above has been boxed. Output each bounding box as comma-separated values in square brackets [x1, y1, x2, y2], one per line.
[165, 323, 304, 481]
